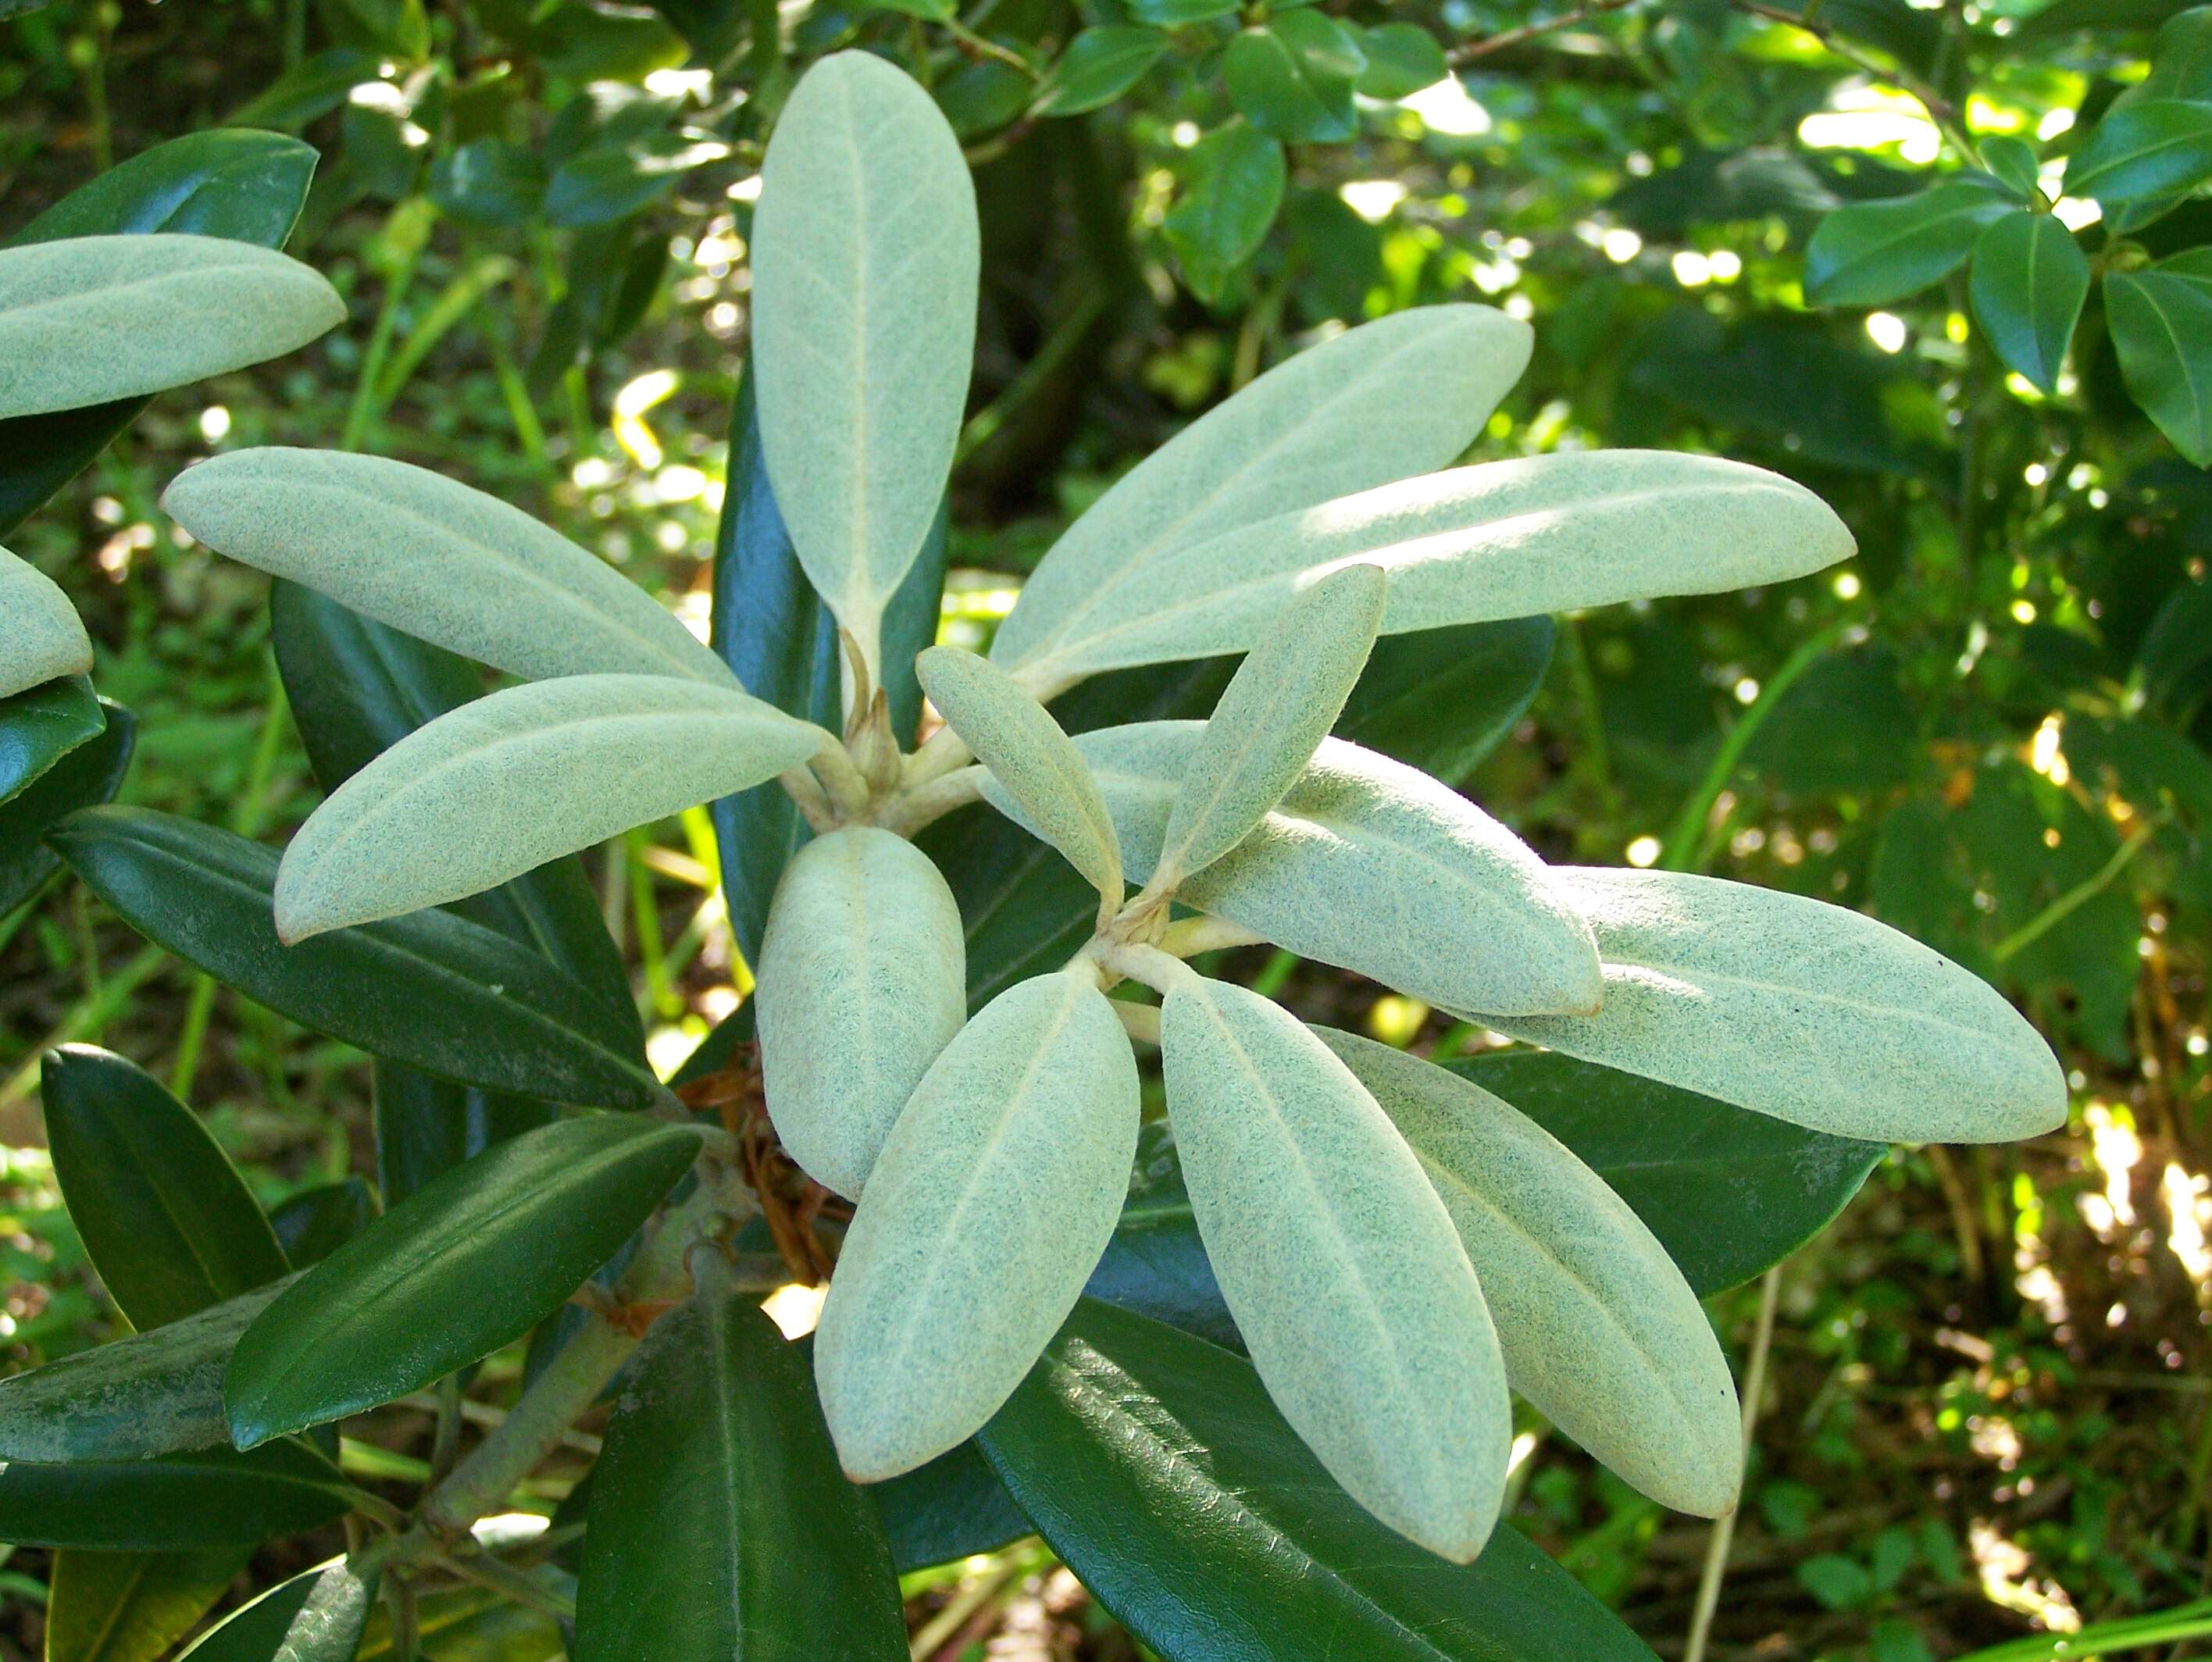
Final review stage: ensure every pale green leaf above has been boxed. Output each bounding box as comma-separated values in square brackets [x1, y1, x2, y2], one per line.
[1008, 450, 1856, 686]
[992, 305, 1532, 668]
[275, 674, 824, 940]
[1468, 868, 2068, 1144]
[751, 51, 979, 672]
[915, 645, 1122, 912]
[1157, 563, 1383, 885]
[982, 722, 1600, 1015]
[1318, 1028, 1741, 1517]
[161, 448, 737, 687]
[1160, 977, 1508, 1562]
[757, 826, 969, 1200]
[815, 969, 1139, 1480]
[0, 234, 343, 420]
[0, 544, 93, 698]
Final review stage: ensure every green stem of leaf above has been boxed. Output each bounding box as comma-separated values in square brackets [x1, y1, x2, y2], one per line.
[1991, 808, 2171, 965]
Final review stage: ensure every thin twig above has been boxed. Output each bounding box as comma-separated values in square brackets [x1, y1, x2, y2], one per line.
[1683, 1265, 1785, 1662]
[1449, 0, 1641, 65]
[1731, 1, 1975, 157]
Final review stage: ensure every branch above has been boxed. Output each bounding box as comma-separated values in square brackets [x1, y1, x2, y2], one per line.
[1448, 0, 1642, 66]
[1730, 1, 1976, 159]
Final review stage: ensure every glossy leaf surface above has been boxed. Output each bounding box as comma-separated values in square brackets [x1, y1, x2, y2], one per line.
[226, 1115, 703, 1446]
[42, 1044, 289, 1330]
[1968, 211, 2088, 394]
[0, 672, 103, 801]
[0, 1443, 354, 1549]
[576, 1266, 908, 1660]
[978, 1300, 1659, 1662]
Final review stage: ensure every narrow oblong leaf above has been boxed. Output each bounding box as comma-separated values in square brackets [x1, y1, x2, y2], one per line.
[0, 672, 104, 803]
[993, 305, 1532, 669]
[0, 1279, 289, 1461]
[1968, 211, 2089, 394]
[1008, 451, 1856, 686]
[0, 697, 133, 915]
[979, 1300, 1659, 1662]
[1801, 182, 2012, 307]
[1156, 564, 1383, 885]
[174, 1559, 337, 1662]
[46, 1546, 251, 1662]
[576, 1262, 908, 1661]
[271, 579, 635, 1018]
[815, 970, 1140, 1482]
[751, 51, 979, 669]
[50, 806, 664, 1110]
[1472, 868, 2069, 1144]
[0, 1443, 355, 1549]
[984, 722, 1601, 1017]
[273, 672, 822, 940]
[0, 546, 93, 699]
[225, 1115, 704, 1446]
[755, 826, 967, 1199]
[916, 646, 1122, 911]
[1160, 977, 1508, 1562]
[42, 1044, 290, 1331]
[257, 1555, 379, 1662]
[162, 448, 737, 688]
[0, 234, 341, 419]
[0, 130, 319, 538]
[1320, 1029, 1741, 1517]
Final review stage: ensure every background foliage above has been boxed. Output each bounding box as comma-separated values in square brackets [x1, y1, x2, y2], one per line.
[3, 0, 2211, 1658]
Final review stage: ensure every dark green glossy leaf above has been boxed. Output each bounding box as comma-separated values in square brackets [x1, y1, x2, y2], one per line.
[977, 1300, 1659, 1662]
[270, 580, 634, 1020]
[2064, 99, 2212, 202]
[1162, 120, 1286, 304]
[0, 696, 133, 915]
[176, 1560, 328, 1661]
[428, 138, 547, 228]
[544, 130, 731, 229]
[1968, 211, 2088, 394]
[1036, 27, 1169, 116]
[876, 1439, 1034, 1573]
[1126, 0, 1238, 20]
[0, 1443, 355, 1549]
[575, 1266, 906, 1660]
[43, 1044, 290, 1330]
[1225, 11, 1365, 144]
[49, 806, 662, 1110]
[1083, 1120, 1237, 1349]
[1978, 136, 2044, 201]
[2107, 253, 2212, 467]
[0, 673, 105, 805]
[706, 365, 947, 965]
[13, 130, 316, 247]
[1450, 1051, 1885, 1295]
[267, 1180, 374, 1269]
[0, 130, 317, 537]
[0, 1279, 291, 1463]
[373, 1062, 558, 1211]
[1803, 181, 2011, 306]
[46, 1546, 249, 1662]
[225, 1115, 703, 1446]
